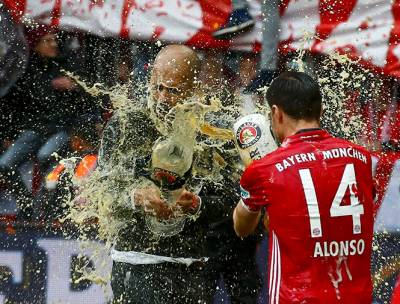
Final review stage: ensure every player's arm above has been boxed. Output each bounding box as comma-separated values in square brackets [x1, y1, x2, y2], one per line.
[233, 200, 261, 237]
[233, 163, 265, 237]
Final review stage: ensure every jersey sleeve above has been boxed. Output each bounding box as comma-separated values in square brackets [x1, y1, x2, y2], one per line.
[239, 162, 269, 212]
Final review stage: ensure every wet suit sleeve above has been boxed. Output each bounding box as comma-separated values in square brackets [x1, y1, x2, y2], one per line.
[96, 111, 158, 220]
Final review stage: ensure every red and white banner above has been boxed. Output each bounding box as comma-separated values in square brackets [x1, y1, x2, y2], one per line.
[4, 0, 400, 77]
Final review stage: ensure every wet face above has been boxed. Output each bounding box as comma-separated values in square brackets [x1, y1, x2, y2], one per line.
[34, 33, 58, 58]
[150, 67, 194, 108]
[148, 45, 200, 122]
[149, 64, 196, 121]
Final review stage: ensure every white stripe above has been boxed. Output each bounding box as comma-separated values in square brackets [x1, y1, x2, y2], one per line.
[272, 234, 277, 304]
[299, 169, 322, 238]
[273, 235, 278, 304]
[274, 233, 281, 304]
[271, 233, 278, 303]
[269, 232, 276, 304]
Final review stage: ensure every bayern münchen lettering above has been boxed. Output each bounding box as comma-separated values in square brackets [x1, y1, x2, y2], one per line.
[275, 147, 367, 172]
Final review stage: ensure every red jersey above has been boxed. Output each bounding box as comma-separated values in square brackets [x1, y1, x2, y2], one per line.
[240, 129, 374, 304]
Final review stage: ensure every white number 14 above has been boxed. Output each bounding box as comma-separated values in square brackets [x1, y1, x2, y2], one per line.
[299, 164, 364, 238]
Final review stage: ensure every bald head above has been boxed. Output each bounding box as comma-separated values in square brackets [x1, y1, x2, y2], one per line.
[150, 45, 200, 107]
[154, 45, 200, 84]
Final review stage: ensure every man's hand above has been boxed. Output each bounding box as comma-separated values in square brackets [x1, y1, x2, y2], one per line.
[175, 189, 200, 214]
[131, 188, 200, 219]
[52, 76, 77, 91]
[132, 188, 173, 219]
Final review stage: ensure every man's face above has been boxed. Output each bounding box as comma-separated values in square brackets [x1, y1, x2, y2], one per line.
[150, 67, 194, 110]
[34, 33, 58, 58]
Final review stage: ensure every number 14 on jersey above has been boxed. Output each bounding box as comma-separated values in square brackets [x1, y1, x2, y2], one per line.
[299, 163, 364, 238]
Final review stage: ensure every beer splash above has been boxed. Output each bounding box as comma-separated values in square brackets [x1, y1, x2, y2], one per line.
[285, 52, 372, 144]
[61, 76, 240, 243]
[62, 40, 387, 299]
[53, 77, 247, 296]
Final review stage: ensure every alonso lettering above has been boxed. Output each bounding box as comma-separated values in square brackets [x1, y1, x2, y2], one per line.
[313, 239, 365, 257]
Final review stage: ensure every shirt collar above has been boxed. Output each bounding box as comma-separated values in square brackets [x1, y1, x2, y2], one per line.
[281, 129, 331, 147]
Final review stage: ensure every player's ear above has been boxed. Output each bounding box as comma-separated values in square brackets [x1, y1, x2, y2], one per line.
[270, 105, 278, 118]
[270, 105, 282, 125]
[274, 105, 284, 124]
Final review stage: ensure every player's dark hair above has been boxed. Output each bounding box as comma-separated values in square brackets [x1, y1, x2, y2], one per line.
[266, 71, 322, 121]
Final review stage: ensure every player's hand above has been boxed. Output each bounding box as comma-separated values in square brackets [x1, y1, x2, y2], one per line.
[174, 190, 200, 214]
[131, 187, 173, 219]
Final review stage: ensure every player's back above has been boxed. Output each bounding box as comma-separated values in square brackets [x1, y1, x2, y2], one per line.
[257, 130, 374, 303]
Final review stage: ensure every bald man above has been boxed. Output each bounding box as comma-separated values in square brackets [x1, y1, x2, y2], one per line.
[100, 45, 260, 303]
[150, 44, 200, 108]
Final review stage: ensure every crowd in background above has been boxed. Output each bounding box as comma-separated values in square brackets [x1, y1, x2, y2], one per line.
[0, 20, 399, 223]
[0, 3, 399, 303]
[0, 23, 265, 222]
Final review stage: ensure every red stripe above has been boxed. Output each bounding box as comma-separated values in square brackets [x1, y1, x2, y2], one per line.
[50, 0, 62, 27]
[2, 0, 26, 22]
[384, 0, 400, 76]
[150, 26, 165, 41]
[186, 0, 231, 49]
[373, 152, 399, 218]
[279, 0, 290, 16]
[315, 0, 357, 42]
[120, 0, 137, 39]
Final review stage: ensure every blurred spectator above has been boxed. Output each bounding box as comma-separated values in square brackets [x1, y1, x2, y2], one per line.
[235, 52, 260, 111]
[0, 24, 100, 219]
[244, 0, 280, 93]
[37, 114, 103, 222]
[237, 52, 258, 89]
[199, 50, 262, 113]
[199, 50, 225, 90]
[0, 2, 28, 99]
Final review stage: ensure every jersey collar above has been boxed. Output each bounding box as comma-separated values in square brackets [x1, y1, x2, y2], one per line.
[281, 129, 331, 147]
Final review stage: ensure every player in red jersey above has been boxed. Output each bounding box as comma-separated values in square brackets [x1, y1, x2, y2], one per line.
[233, 71, 374, 303]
